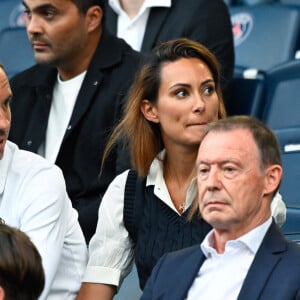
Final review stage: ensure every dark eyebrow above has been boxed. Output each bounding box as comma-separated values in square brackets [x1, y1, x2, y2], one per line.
[22, 1, 57, 12]
[22, 1, 29, 9]
[169, 79, 214, 90]
[201, 79, 215, 86]
[169, 83, 190, 90]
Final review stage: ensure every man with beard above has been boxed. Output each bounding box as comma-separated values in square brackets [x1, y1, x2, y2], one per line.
[8, 0, 141, 243]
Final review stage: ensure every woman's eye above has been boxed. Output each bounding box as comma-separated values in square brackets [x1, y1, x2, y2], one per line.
[203, 85, 215, 95]
[174, 89, 187, 97]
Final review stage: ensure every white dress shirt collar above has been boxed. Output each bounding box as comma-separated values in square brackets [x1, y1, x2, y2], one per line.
[108, 0, 171, 51]
[201, 217, 273, 257]
[109, 0, 171, 15]
[147, 149, 197, 213]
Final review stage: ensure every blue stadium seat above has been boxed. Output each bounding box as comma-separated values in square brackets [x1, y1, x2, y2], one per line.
[261, 60, 300, 129]
[280, 0, 300, 5]
[114, 264, 142, 300]
[275, 129, 300, 207]
[230, 4, 300, 71]
[227, 4, 300, 116]
[0, 0, 26, 31]
[276, 128, 300, 243]
[0, 27, 35, 78]
[226, 67, 266, 117]
[259, 60, 300, 242]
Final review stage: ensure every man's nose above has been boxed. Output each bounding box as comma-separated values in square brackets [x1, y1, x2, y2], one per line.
[206, 167, 222, 191]
[26, 15, 43, 36]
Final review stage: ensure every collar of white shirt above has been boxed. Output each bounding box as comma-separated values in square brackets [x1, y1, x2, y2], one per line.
[201, 217, 273, 257]
[147, 149, 197, 214]
[109, 0, 171, 15]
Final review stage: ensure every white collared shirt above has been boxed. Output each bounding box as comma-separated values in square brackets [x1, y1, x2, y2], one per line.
[186, 218, 272, 300]
[109, 0, 171, 51]
[0, 141, 88, 300]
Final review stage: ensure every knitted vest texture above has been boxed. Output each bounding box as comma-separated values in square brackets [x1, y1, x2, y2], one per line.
[124, 170, 212, 289]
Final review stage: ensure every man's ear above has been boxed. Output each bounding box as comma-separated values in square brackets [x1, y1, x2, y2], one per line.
[140, 99, 160, 123]
[263, 165, 282, 196]
[86, 6, 103, 32]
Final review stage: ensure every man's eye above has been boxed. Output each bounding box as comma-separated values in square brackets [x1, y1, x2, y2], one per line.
[198, 167, 209, 178]
[223, 166, 238, 178]
[44, 10, 55, 18]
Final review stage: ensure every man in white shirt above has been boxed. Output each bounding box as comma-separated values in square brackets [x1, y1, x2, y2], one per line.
[141, 116, 300, 300]
[0, 64, 88, 299]
[105, 0, 234, 97]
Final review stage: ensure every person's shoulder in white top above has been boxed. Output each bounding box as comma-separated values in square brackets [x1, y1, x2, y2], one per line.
[0, 141, 88, 300]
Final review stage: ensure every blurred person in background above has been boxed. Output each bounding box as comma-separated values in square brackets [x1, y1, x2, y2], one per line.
[8, 0, 141, 243]
[0, 64, 87, 300]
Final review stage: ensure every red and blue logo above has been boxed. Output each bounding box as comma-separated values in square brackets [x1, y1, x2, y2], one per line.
[231, 13, 253, 47]
[9, 4, 27, 27]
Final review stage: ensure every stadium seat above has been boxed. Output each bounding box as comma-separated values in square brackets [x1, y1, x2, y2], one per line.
[114, 264, 142, 300]
[0, 27, 34, 78]
[280, 0, 300, 5]
[259, 60, 300, 243]
[226, 67, 266, 117]
[230, 4, 300, 71]
[276, 128, 300, 243]
[228, 4, 300, 117]
[261, 60, 300, 129]
[0, 0, 26, 31]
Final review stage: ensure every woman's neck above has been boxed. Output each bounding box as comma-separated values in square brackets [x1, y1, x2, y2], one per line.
[163, 145, 198, 180]
[163, 149, 198, 214]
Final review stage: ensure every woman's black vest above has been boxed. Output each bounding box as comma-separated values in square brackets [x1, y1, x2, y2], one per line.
[124, 170, 212, 289]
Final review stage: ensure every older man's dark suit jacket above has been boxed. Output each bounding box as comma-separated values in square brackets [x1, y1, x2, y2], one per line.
[8, 29, 141, 242]
[105, 0, 234, 94]
[141, 222, 300, 300]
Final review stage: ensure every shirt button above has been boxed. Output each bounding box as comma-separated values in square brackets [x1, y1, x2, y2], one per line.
[27, 140, 32, 146]
[67, 125, 72, 130]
